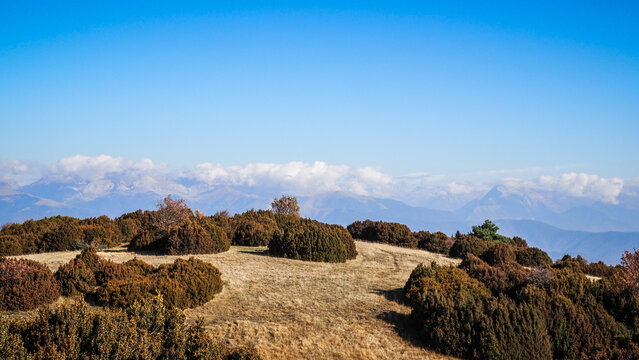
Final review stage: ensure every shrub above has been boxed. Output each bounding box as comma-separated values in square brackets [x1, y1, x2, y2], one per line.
[55, 258, 97, 296]
[0, 296, 260, 359]
[0, 258, 59, 311]
[449, 234, 489, 258]
[165, 219, 226, 255]
[0, 235, 23, 256]
[404, 251, 636, 359]
[404, 262, 552, 359]
[347, 220, 416, 248]
[510, 236, 528, 247]
[55, 250, 224, 310]
[232, 210, 279, 246]
[200, 219, 231, 252]
[128, 229, 160, 251]
[153, 257, 223, 309]
[40, 222, 83, 252]
[415, 231, 450, 254]
[516, 247, 553, 267]
[269, 218, 357, 263]
[56, 248, 222, 308]
[94, 276, 154, 308]
[481, 242, 516, 266]
[328, 224, 358, 260]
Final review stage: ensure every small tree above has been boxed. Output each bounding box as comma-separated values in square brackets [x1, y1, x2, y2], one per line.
[271, 196, 300, 216]
[613, 248, 639, 296]
[472, 220, 510, 243]
[153, 195, 193, 232]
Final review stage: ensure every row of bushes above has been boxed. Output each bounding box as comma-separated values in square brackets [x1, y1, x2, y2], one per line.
[0, 246, 224, 312]
[0, 215, 128, 256]
[126, 205, 360, 263]
[0, 295, 259, 359]
[55, 248, 223, 309]
[347, 219, 555, 267]
[129, 218, 231, 255]
[403, 254, 638, 359]
[349, 219, 621, 279]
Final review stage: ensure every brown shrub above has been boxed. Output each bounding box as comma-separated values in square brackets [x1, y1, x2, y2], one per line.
[415, 231, 450, 254]
[153, 257, 223, 309]
[55, 258, 97, 296]
[347, 220, 416, 248]
[516, 247, 553, 267]
[55, 250, 224, 310]
[0, 235, 23, 256]
[94, 276, 154, 308]
[481, 242, 516, 266]
[166, 219, 228, 255]
[2, 296, 260, 359]
[0, 258, 60, 311]
[449, 234, 489, 258]
[232, 210, 279, 246]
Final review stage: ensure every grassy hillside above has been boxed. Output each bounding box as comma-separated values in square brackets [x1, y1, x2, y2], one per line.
[14, 241, 459, 360]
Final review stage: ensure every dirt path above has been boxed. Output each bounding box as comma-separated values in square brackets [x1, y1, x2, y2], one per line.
[16, 241, 460, 360]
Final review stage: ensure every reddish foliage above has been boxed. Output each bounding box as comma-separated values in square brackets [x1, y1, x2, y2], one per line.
[152, 195, 193, 232]
[0, 258, 60, 310]
[613, 248, 639, 295]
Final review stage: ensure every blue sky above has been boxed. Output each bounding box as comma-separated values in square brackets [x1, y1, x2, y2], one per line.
[1, 1, 638, 180]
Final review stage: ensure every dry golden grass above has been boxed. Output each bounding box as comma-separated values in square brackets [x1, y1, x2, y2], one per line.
[16, 241, 460, 360]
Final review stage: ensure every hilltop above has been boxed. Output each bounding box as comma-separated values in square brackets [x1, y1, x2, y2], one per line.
[15, 240, 459, 360]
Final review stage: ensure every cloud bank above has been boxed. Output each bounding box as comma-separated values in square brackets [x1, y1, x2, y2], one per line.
[0, 155, 631, 207]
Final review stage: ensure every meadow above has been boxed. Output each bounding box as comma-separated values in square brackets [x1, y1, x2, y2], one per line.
[13, 241, 458, 360]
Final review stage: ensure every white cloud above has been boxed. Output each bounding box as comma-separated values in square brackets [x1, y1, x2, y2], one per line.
[499, 173, 625, 204]
[0, 159, 41, 186]
[48, 155, 165, 181]
[1, 155, 631, 207]
[180, 161, 392, 197]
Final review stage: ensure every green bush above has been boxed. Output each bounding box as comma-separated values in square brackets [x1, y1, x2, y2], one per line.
[269, 218, 357, 262]
[0, 296, 260, 359]
[0, 258, 60, 311]
[404, 256, 638, 359]
[347, 220, 416, 248]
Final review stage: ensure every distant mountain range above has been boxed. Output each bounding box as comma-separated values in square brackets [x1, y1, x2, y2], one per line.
[1, 178, 638, 264]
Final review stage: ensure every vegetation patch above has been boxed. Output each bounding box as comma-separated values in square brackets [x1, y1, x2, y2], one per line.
[55, 248, 223, 309]
[0, 295, 260, 359]
[403, 257, 639, 359]
[0, 258, 60, 311]
[269, 218, 357, 262]
[347, 219, 416, 248]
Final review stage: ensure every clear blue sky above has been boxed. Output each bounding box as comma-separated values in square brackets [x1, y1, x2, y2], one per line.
[1, 1, 638, 179]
